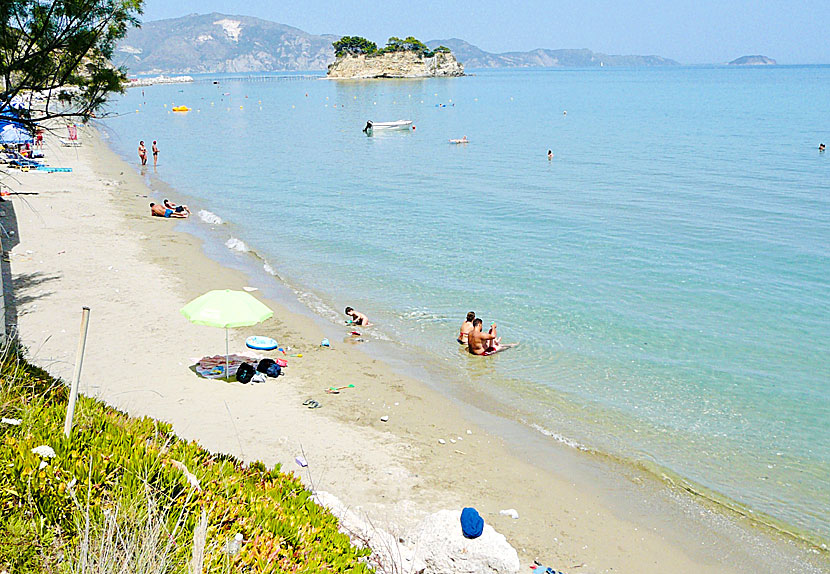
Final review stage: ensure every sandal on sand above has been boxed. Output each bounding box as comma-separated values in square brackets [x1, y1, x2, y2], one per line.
[307, 400, 322, 409]
[302, 399, 314, 406]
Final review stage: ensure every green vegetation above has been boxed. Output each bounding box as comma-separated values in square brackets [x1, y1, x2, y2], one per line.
[332, 36, 378, 57]
[0, 343, 372, 573]
[332, 35, 452, 59]
[0, 0, 144, 130]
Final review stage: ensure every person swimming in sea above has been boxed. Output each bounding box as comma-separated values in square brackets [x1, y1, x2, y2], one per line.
[345, 306, 371, 326]
[821, 143, 826, 153]
[458, 311, 476, 345]
[548, 149, 553, 160]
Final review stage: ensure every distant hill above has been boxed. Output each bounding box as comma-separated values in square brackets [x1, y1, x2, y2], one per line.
[728, 55, 776, 66]
[115, 13, 680, 75]
[115, 13, 337, 74]
[426, 38, 679, 68]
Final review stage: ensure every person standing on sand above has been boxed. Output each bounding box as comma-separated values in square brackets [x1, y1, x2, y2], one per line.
[548, 150, 553, 160]
[138, 141, 147, 165]
[458, 311, 476, 345]
[467, 319, 501, 356]
[152, 141, 159, 166]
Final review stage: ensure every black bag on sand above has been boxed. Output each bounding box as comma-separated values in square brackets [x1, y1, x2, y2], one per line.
[236, 362, 256, 384]
[256, 358, 276, 373]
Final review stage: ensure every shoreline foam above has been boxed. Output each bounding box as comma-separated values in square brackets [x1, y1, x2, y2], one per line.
[5, 124, 828, 573]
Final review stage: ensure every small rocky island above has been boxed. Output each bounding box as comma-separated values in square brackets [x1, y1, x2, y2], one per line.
[728, 55, 777, 66]
[327, 35, 464, 79]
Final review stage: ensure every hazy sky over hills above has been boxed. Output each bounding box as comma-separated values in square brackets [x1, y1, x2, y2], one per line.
[141, 0, 829, 64]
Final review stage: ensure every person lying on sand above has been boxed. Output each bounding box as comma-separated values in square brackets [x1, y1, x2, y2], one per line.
[458, 311, 476, 345]
[467, 318, 501, 356]
[163, 198, 190, 216]
[345, 306, 371, 326]
[150, 202, 188, 218]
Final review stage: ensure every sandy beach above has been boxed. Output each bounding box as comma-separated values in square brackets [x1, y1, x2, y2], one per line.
[3, 127, 826, 574]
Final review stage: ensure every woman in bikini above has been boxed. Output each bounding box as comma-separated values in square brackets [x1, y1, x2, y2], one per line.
[458, 311, 476, 345]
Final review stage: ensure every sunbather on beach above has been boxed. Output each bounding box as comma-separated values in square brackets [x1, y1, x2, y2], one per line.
[163, 199, 190, 216]
[345, 306, 371, 326]
[467, 319, 501, 356]
[150, 202, 188, 218]
[458, 311, 476, 344]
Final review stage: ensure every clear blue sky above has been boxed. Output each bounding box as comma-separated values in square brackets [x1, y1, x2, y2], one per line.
[140, 0, 829, 64]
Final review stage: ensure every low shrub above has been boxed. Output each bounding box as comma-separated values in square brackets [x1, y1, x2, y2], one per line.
[0, 343, 372, 573]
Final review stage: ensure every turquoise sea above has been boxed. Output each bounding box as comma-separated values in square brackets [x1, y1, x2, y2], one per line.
[103, 66, 830, 544]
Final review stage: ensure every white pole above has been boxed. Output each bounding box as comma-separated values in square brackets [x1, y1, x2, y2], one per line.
[64, 307, 90, 438]
[225, 327, 229, 380]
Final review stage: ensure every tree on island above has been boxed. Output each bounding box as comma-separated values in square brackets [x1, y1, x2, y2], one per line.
[380, 36, 431, 56]
[332, 36, 378, 57]
[0, 0, 143, 131]
[333, 35, 452, 59]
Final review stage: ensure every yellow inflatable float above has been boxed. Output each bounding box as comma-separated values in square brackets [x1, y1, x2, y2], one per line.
[172, 105, 190, 112]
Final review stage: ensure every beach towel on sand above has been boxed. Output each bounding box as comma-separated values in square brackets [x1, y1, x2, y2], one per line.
[460, 507, 484, 539]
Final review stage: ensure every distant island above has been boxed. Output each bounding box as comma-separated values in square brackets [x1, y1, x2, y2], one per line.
[327, 36, 463, 79]
[114, 13, 680, 74]
[728, 55, 777, 66]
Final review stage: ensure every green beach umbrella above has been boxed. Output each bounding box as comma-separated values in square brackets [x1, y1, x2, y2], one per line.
[181, 289, 273, 378]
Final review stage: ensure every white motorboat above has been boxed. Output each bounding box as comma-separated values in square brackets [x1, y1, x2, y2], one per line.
[363, 120, 413, 133]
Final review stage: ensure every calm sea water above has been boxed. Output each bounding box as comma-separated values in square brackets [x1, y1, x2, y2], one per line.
[103, 66, 830, 543]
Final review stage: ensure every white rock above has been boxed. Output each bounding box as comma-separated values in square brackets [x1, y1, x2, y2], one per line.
[312, 492, 519, 574]
[438, 439, 446, 445]
[411, 509, 521, 573]
[466, 429, 472, 435]
[380, 415, 389, 422]
[499, 509, 519, 519]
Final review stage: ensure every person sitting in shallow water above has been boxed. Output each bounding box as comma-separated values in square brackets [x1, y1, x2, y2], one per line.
[467, 318, 501, 356]
[345, 306, 371, 326]
[163, 198, 190, 216]
[150, 202, 188, 218]
[458, 311, 476, 345]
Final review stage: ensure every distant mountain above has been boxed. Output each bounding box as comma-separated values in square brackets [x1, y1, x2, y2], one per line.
[115, 13, 337, 74]
[728, 55, 776, 66]
[427, 38, 679, 68]
[114, 13, 680, 75]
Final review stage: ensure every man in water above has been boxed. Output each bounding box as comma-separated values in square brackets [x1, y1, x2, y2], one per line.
[458, 311, 476, 345]
[548, 150, 553, 160]
[152, 141, 160, 166]
[138, 141, 147, 165]
[150, 202, 188, 218]
[345, 306, 371, 326]
[467, 319, 501, 356]
[821, 143, 826, 152]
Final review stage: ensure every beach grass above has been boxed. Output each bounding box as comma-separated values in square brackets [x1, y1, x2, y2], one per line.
[0, 340, 372, 573]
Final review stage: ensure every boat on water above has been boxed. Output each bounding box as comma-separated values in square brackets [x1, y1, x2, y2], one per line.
[363, 120, 413, 133]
